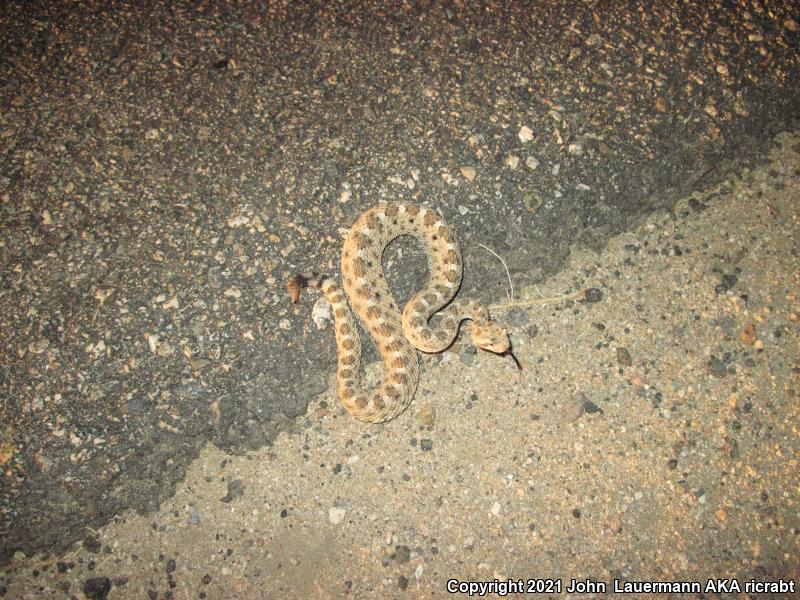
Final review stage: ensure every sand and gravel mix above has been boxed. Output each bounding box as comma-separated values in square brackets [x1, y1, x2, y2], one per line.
[2, 131, 797, 599]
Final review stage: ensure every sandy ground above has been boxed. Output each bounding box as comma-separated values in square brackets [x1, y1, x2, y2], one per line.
[2, 133, 798, 599]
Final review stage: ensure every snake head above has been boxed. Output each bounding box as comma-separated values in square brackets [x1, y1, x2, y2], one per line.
[471, 320, 521, 370]
[471, 320, 511, 354]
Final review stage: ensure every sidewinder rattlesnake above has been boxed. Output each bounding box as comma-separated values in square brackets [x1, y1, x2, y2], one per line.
[288, 203, 512, 423]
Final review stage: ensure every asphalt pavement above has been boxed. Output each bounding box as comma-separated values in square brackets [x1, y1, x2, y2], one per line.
[1, 0, 798, 567]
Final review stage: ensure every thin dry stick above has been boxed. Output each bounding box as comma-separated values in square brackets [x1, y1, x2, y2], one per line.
[477, 243, 587, 311]
[490, 288, 587, 311]
[478, 243, 514, 302]
[1, 545, 82, 577]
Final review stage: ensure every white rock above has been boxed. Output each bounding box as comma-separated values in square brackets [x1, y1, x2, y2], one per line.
[460, 166, 477, 181]
[329, 507, 346, 524]
[518, 125, 534, 143]
[227, 215, 249, 228]
[525, 156, 540, 170]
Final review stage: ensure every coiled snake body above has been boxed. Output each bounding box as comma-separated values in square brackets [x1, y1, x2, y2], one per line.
[289, 203, 510, 423]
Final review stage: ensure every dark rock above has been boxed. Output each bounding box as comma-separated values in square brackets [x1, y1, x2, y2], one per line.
[82, 577, 111, 600]
[395, 545, 411, 563]
[584, 288, 603, 302]
[616, 347, 632, 366]
[220, 479, 245, 503]
[706, 356, 728, 378]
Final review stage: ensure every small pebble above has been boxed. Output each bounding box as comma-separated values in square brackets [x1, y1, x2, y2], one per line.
[564, 394, 586, 422]
[584, 401, 601, 414]
[617, 347, 633, 366]
[459, 344, 477, 366]
[395, 545, 411, 563]
[567, 142, 583, 156]
[740, 323, 757, 346]
[83, 536, 101, 553]
[460, 166, 477, 181]
[608, 514, 623, 533]
[329, 507, 346, 525]
[418, 403, 435, 426]
[584, 288, 603, 302]
[82, 577, 111, 600]
[220, 479, 245, 503]
[715, 273, 738, 293]
[508, 308, 530, 326]
[706, 356, 728, 378]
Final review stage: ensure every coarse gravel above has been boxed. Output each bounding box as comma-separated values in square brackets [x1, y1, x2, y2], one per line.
[1, 127, 798, 598]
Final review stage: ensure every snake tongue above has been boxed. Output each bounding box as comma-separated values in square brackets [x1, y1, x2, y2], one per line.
[501, 348, 522, 371]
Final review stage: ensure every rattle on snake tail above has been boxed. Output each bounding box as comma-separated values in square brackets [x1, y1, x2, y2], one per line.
[288, 202, 517, 423]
